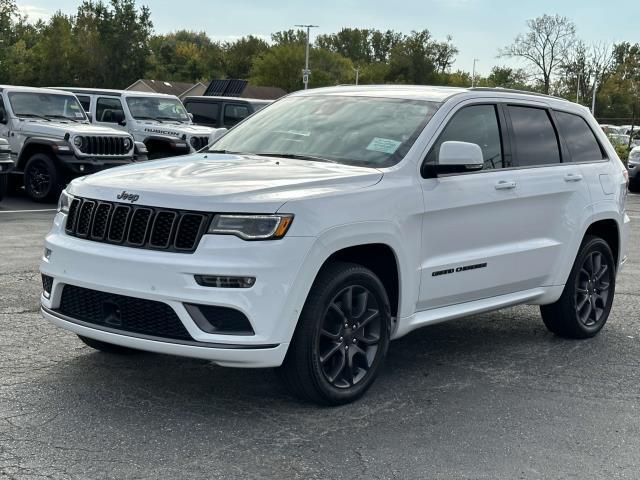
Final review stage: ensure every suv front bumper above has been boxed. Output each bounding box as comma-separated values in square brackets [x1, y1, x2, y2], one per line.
[40, 212, 317, 367]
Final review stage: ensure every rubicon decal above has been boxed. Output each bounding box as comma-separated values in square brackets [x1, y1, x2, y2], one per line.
[116, 191, 140, 203]
[432, 263, 488, 277]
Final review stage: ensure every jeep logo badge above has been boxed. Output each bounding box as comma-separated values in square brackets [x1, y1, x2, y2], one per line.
[117, 191, 140, 203]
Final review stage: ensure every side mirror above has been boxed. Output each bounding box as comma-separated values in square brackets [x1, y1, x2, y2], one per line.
[208, 128, 228, 145]
[423, 141, 484, 178]
[118, 120, 127, 127]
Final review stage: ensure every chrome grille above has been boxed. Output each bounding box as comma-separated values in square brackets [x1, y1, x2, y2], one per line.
[65, 197, 210, 253]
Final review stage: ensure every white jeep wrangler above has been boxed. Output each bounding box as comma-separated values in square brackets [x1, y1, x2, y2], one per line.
[55, 88, 222, 159]
[41, 86, 630, 405]
[0, 86, 138, 201]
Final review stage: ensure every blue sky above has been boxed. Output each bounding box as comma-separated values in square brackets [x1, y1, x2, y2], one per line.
[16, 0, 639, 75]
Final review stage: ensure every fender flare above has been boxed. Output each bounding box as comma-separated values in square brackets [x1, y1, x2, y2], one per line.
[17, 137, 72, 169]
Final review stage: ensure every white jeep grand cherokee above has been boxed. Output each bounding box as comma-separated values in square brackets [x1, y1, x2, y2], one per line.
[40, 86, 630, 405]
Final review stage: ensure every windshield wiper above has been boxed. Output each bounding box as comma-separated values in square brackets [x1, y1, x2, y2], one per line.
[134, 116, 164, 123]
[45, 114, 79, 123]
[253, 152, 339, 164]
[17, 113, 50, 121]
[208, 149, 246, 154]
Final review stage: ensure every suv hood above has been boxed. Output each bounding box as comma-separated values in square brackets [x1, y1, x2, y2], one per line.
[19, 121, 131, 137]
[69, 153, 383, 212]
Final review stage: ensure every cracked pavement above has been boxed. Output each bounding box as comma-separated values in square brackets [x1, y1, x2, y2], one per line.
[1, 193, 639, 479]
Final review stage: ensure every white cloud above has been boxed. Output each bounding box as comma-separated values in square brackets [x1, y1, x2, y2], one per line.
[17, 4, 51, 22]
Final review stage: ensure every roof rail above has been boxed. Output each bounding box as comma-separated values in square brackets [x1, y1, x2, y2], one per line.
[469, 87, 570, 102]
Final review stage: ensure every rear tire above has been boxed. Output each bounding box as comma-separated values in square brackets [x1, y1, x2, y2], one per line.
[78, 335, 139, 354]
[540, 235, 616, 339]
[279, 261, 391, 405]
[24, 153, 62, 202]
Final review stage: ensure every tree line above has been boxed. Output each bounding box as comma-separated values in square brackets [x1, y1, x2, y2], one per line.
[0, 1, 638, 122]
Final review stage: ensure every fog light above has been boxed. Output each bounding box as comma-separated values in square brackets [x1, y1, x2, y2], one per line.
[194, 275, 256, 288]
[42, 274, 53, 299]
[79, 165, 85, 172]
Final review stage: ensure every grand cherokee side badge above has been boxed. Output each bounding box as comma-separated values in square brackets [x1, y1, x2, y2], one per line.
[117, 191, 140, 203]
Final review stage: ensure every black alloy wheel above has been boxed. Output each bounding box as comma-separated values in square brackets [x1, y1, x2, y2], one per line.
[318, 284, 383, 388]
[575, 250, 612, 328]
[541, 235, 616, 339]
[24, 154, 61, 202]
[279, 261, 391, 405]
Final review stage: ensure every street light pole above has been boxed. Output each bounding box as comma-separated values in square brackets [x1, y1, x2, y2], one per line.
[472, 59, 479, 88]
[295, 24, 319, 90]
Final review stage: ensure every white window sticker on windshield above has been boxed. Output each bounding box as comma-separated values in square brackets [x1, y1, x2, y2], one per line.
[366, 137, 401, 154]
[75, 112, 84, 118]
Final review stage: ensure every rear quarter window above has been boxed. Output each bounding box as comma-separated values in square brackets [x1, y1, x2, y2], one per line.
[555, 111, 605, 162]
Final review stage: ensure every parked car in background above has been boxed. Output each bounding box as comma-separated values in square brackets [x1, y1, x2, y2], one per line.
[628, 146, 640, 192]
[41, 85, 629, 405]
[54, 88, 222, 159]
[0, 138, 11, 201]
[0, 86, 139, 201]
[183, 96, 272, 128]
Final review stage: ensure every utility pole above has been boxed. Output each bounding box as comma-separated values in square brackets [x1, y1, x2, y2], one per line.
[472, 59, 477, 87]
[353, 66, 360, 86]
[295, 24, 319, 90]
[592, 79, 598, 116]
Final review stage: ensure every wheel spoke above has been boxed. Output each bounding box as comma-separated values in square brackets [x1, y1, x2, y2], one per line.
[320, 328, 341, 341]
[355, 309, 379, 333]
[576, 294, 589, 311]
[345, 350, 355, 386]
[329, 303, 348, 323]
[586, 253, 595, 275]
[320, 342, 342, 364]
[356, 332, 380, 346]
[325, 350, 347, 384]
[354, 290, 369, 319]
[595, 265, 609, 283]
[341, 287, 353, 320]
[593, 253, 602, 277]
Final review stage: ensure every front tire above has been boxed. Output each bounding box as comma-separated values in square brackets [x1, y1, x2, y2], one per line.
[279, 261, 391, 405]
[78, 335, 139, 354]
[541, 235, 616, 339]
[24, 153, 62, 202]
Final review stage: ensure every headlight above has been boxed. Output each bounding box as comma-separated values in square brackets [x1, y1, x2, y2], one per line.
[123, 137, 132, 150]
[190, 137, 199, 149]
[208, 214, 294, 240]
[73, 136, 83, 148]
[57, 190, 73, 214]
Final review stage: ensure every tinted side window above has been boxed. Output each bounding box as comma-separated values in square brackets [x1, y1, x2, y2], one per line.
[426, 104, 504, 169]
[508, 106, 560, 166]
[555, 111, 604, 162]
[76, 95, 91, 112]
[96, 97, 124, 123]
[0, 97, 6, 124]
[223, 104, 250, 127]
[185, 101, 219, 127]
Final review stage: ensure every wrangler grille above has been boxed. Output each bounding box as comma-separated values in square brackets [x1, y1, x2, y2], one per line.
[78, 136, 129, 156]
[65, 197, 210, 253]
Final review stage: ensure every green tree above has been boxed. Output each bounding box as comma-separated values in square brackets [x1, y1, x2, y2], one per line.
[251, 43, 352, 92]
[485, 66, 530, 89]
[223, 35, 269, 79]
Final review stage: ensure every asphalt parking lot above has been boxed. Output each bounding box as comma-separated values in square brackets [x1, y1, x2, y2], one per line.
[1, 192, 639, 480]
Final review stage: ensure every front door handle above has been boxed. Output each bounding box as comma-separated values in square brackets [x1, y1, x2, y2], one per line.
[564, 173, 583, 182]
[495, 180, 517, 190]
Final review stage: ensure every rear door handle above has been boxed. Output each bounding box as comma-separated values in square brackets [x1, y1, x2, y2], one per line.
[564, 173, 583, 182]
[495, 180, 517, 190]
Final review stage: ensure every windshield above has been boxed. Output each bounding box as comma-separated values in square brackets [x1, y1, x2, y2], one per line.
[126, 97, 190, 122]
[8, 92, 87, 121]
[211, 95, 441, 167]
